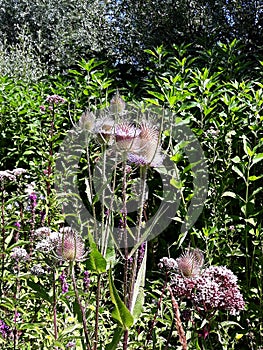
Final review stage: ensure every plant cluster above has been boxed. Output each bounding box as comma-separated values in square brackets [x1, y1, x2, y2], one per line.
[0, 42, 262, 349]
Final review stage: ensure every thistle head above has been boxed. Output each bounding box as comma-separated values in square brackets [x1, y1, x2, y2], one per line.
[95, 117, 114, 144]
[55, 227, 86, 262]
[110, 93, 126, 114]
[127, 121, 163, 167]
[176, 248, 204, 277]
[79, 110, 95, 132]
[115, 122, 140, 151]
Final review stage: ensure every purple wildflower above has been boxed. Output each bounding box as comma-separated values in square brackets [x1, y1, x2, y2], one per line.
[127, 153, 148, 166]
[29, 192, 37, 208]
[138, 242, 146, 266]
[40, 105, 46, 112]
[66, 341, 76, 348]
[0, 320, 10, 339]
[169, 264, 245, 315]
[46, 95, 66, 105]
[0, 170, 16, 181]
[59, 270, 69, 294]
[10, 247, 29, 261]
[14, 222, 21, 230]
[83, 271, 90, 292]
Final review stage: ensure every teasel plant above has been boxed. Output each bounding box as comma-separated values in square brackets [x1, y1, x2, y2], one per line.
[55, 93, 172, 349]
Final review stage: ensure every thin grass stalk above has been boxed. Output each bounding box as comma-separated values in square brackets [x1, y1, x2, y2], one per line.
[102, 151, 118, 258]
[46, 103, 55, 227]
[70, 262, 91, 350]
[168, 285, 187, 350]
[100, 145, 107, 254]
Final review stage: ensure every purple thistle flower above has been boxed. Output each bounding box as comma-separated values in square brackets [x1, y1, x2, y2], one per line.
[59, 270, 69, 294]
[56, 227, 86, 262]
[176, 248, 204, 277]
[127, 153, 148, 166]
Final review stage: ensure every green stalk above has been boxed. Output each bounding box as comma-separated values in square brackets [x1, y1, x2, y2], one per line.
[94, 274, 101, 350]
[52, 269, 58, 342]
[128, 166, 147, 309]
[70, 262, 91, 350]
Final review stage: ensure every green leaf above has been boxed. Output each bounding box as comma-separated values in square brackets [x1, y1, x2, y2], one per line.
[87, 232, 107, 274]
[130, 243, 147, 321]
[232, 165, 246, 181]
[147, 90, 165, 101]
[27, 280, 51, 304]
[108, 268, 134, 330]
[242, 135, 254, 157]
[252, 152, 263, 166]
[105, 327, 124, 350]
[222, 191, 236, 198]
[248, 175, 263, 181]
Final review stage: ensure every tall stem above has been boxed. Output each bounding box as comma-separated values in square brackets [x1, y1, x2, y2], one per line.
[0, 186, 5, 294]
[52, 269, 58, 342]
[128, 166, 147, 309]
[122, 160, 129, 350]
[70, 262, 91, 350]
[94, 274, 101, 350]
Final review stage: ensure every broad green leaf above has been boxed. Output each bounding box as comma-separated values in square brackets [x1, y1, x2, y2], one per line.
[231, 156, 241, 163]
[130, 243, 147, 321]
[105, 327, 124, 350]
[87, 232, 107, 274]
[108, 268, 134, 330]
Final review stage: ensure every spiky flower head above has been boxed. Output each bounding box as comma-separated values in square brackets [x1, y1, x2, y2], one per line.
[79, 110, 95, 132]
[115, 122, 140, 152]
[110, 93, 126, 114]
[127, 122, 163, 167]
[95, 117, 114, 144]
[176, 248, 204, 277]
[55, 227, 86, 262]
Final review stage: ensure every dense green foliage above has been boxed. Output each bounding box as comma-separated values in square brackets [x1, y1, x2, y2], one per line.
[0, 41, 262, 349]
[0, 0, 263, 75]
